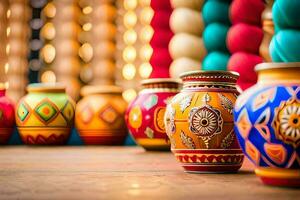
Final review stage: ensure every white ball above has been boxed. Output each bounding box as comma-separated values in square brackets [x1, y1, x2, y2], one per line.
[169, 33, 206, 60]
[170, 57, 201, 78]
[170, 8, 204, 36]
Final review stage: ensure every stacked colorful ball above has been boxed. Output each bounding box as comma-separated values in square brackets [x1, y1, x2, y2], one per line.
[227, 0, 264, 90]
[270, 0, 300, 62]
[202, 0, 231, 70]
[149, 0, 173, 78]
[169, 0, 205, 78]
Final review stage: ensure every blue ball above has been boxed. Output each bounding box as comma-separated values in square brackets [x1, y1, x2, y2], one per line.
[270, 29, 300, 62]
[203, 23, 229, 52]
[202, 51, 230, 70]
[202, 0, 230, 25]
[273, 0, 300, 29]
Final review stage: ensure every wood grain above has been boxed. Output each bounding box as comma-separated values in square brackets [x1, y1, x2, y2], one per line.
[0, 146, 299, 200]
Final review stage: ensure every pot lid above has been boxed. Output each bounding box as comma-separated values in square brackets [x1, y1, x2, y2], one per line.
[255, 62, 300, 71]
[81, 85, 123, 96]
[27, 83, 66, 93]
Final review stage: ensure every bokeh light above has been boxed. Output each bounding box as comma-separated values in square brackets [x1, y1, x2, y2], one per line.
[139, 7, 153, 25]
[44, 2, 56, 18]
[123, 46, 136, 62]
[123, 29, 137, 45]
[124, 0, 138, 10]
[139, 44, 152, 61]
[122, 63, 136, 80]
[41, 44, 56, 63]
[123, 89, 137, 103]
[139, 25, 153, 43]
[41, 22, 56, 40]
[79, 43, 93, 62]
[41, 70, 56, 83]
[124, 11, 137, 28]
[82, 6, 92, 15]
[139, 62, 152, 78]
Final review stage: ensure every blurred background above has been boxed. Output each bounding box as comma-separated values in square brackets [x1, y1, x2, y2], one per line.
[0, 0, 155, 104]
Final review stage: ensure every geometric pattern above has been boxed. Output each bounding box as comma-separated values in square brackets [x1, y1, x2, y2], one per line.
[234, 84, 300, 169]
[17, 102, 31, 123]
[143, 94, 158, 110]
[34, 99, 58, 124]
[128, 105, 142, 129]
[99, 105, 118, 124]
[175, 153, 244, 164]
[236, 109, 252, 139]
[61, 100, 74, 125]
[144, 127, 154, 138]
[254, 108, 271, 141]
[80, 105, 93, 124]
[245, 140, 260, 165]
[153, 107, 165, 133]
[264, 143, 287, 165]
[252, 88, 276, 111]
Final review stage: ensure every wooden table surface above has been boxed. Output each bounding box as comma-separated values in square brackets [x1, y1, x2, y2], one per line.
[0, 146, 299, 200]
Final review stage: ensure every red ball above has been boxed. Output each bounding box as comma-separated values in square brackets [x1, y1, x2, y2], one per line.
[150, 30, 173, 48]
[151, 0, 172, 11]
[227, 23, 263, 54]
[150, 67, 170, 78]
[230, 0, 265, 25]
[227, 52, 262, 83]
[151, 11, 171, 29]
[150, 48, 172, 78]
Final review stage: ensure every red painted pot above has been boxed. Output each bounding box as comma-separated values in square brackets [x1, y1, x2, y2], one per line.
[0, 85, 15, 144]
[125, 78, 181, 150]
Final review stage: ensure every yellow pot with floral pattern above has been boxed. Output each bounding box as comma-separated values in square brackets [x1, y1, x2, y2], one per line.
[164, 71, 244, 173]
[16, 83, 75, 145]
[75, 85, 127, 145]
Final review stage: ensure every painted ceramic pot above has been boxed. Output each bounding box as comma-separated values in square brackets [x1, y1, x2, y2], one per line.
[0, 84, 15, 144]
[76, 85, 127, 145]
[16, 83, 75, 145]
[234, 62, 300, 187]
[125, 79, 181, 151]
[164, 71, 244, 173]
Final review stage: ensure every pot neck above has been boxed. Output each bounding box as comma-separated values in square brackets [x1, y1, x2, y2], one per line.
[180, 70, 239, 89]
[256, 63, 300, 85]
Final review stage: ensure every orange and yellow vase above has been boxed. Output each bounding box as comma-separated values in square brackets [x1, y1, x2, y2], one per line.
[76, 85, 127, 145]
[234, 62, 300, 187]
[165, 71, 244, 173]
[125, 79, 181, 151]
[16, 83, 75, 145]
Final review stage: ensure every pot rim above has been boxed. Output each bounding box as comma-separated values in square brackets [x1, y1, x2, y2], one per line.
[27, 83, 66, 93]
[141, 78, 182, 86]
[81, 85, 123, 96]
[255, 62, 300, 71]
[180, 70, 239, 79]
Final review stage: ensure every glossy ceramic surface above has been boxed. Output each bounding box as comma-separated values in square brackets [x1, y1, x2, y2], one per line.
[126, 79, 181, 150]
[165, 71, 244, 173]
[0, 85, 15, 144]
[234, 62, 300, 187]
[76, 85, 127, 145]
[16, 83, 75, 145]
